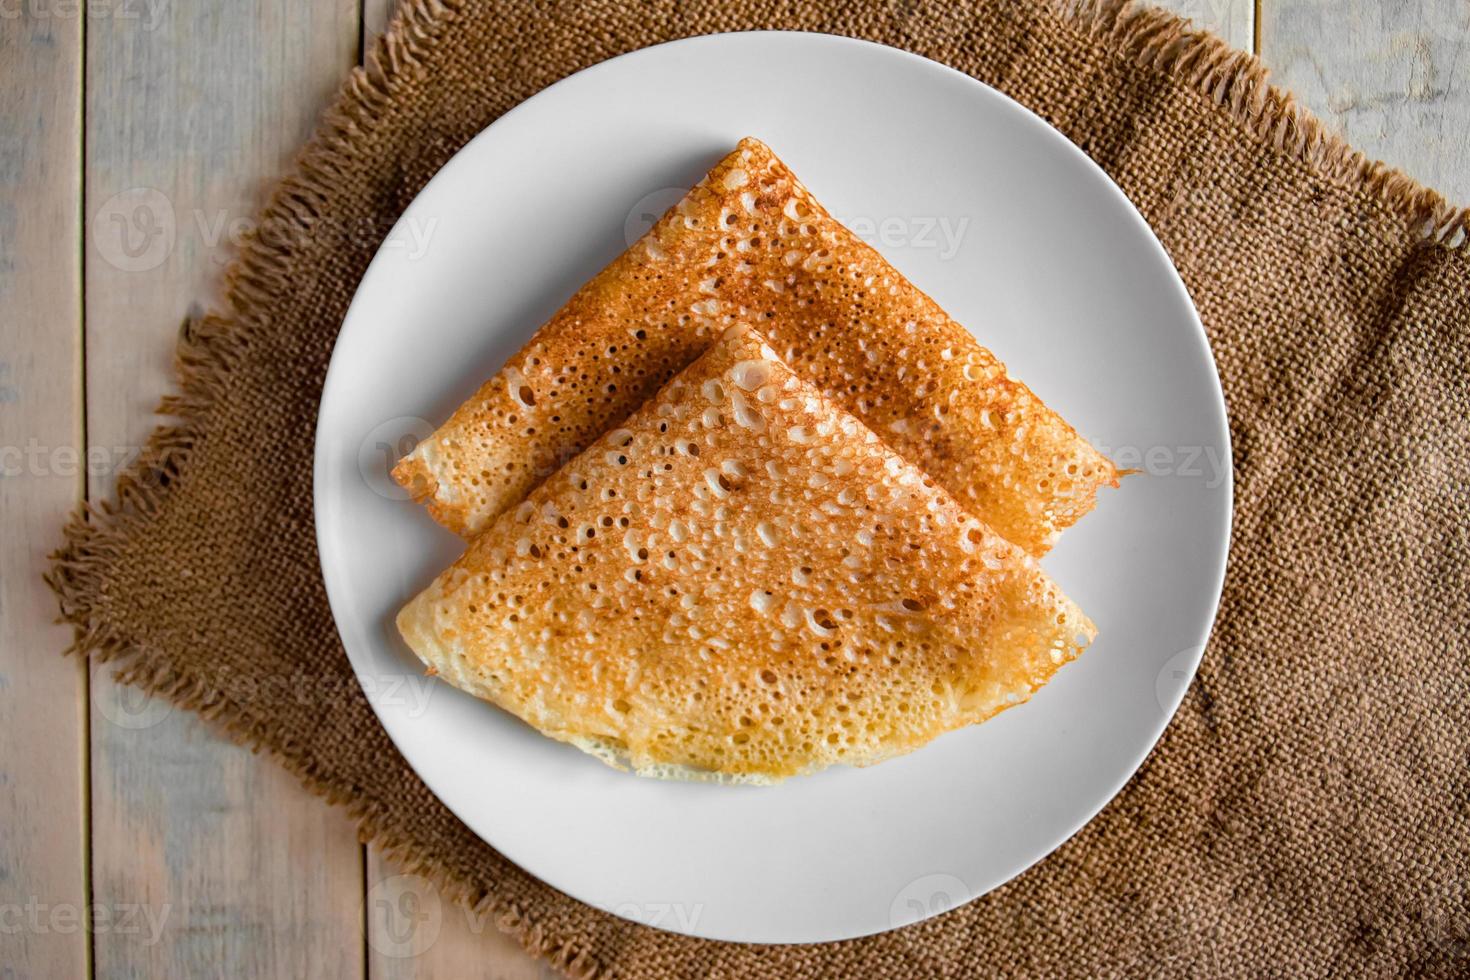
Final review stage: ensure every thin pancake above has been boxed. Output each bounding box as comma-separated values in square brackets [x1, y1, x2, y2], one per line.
[397, 326, 1095, 784]
[393, 137, 1116, 556]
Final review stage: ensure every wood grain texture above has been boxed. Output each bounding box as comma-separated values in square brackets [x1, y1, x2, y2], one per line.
[83, 3, 366, 977]
[0, 9, 89, 979]
[365, 851, 559, 980]
[1263, 0, 1470, 203]
[1149, 0, 1256, 50]
[363, 0, 397, 47]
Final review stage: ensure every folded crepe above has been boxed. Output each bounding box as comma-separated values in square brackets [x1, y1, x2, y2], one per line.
[397, 326, 1095, 784]
[393, 137, 1116, 556]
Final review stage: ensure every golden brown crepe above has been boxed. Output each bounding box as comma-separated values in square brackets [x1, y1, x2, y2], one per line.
[397, 326, 1095, 784]
[393, 137, 1116, 556]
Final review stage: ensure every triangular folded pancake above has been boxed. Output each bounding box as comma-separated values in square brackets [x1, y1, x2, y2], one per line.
[393, 137, 1116, 556]
[397, 326, 1095, 784]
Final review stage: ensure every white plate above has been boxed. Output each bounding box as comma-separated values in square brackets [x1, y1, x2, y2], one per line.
[315, 31, 1231, 945]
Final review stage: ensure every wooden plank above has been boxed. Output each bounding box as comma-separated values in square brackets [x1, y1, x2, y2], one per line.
[1150, 0, 1256, 51]
[362, 0, 397, 47]
[365, 852, 560, 979]
[1262, 0, 1470, 203]
[84, 3, 367, 977]
[0, 9, 89, 980]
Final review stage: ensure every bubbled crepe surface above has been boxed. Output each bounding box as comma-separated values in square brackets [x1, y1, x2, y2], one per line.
[397, 327, 1093, 783]
[393, 137, 1117, 556]
[47, 1, 1470, 977]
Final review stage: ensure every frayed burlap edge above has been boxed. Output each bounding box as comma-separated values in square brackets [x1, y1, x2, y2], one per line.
[1068, 0, 1469, 246]
[45, 1, 1470, 978]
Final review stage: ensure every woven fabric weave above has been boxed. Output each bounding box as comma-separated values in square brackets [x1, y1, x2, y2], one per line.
[50, 1, 1470, 975]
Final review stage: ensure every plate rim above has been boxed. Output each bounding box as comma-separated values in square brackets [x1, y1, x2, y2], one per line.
[313, 28, 1233, 944]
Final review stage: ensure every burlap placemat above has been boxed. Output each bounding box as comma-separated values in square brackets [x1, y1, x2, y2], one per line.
[49, 0, 1469, 975]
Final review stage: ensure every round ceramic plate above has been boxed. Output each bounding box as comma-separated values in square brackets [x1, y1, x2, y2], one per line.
[315, 32, 1231, 945]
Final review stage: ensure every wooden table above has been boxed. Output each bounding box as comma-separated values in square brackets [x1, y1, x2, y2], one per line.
[3, 2, 1466, 976]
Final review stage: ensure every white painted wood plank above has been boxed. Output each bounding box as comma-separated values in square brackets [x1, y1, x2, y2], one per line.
[84, 3, 367, 977]
[1263, 0, 1470, 203]
[1149, 0, 1256, 51]
[0, 9, 89, 979]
